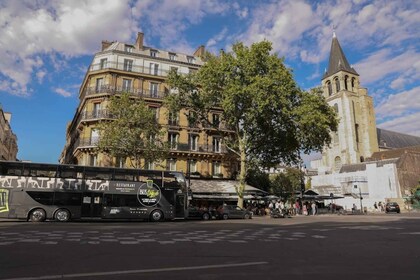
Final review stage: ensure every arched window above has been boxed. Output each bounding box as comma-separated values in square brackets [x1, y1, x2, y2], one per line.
[327, 81, 332, 96]
[344, 75, 349, 90]
[360, 156, 364, 163]
[333, 103, 339, 113]
[351, 78, 356, 91]
[334, 77, 340, 92]
[334, 156, 342, 171]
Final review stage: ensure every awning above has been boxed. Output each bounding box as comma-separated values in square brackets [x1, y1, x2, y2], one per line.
[189, 179, 267, 200]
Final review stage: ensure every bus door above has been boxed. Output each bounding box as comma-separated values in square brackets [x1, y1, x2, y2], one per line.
[175, 193, 186, 218]
[81, 192, 103, 218]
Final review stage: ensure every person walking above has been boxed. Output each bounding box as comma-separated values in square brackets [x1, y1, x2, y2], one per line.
[311, 201, 316, 216]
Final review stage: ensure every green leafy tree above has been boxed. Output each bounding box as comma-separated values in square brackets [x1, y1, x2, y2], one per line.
[165, 41, 337, 207]
[96, 92, 169, 168]
[270, 167, 304, 198]
[246, 167, 271, 192]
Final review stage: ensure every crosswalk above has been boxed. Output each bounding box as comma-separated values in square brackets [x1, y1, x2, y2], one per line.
[0, 225, 414, 246]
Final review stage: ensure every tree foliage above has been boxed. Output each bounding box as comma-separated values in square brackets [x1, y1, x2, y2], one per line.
[270, 167, 304, 198]
[165, 41, 337, 207]
[96, 93, 169, 168]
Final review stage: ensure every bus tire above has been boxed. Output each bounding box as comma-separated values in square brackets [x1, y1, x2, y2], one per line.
[222, 213, 228, 220]
[55, 209, 71, 222]
[150, 210, 163, 222]
[29, 208, 46, 222]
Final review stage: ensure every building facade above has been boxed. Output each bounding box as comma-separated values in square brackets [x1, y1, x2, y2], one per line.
[60, 33, 238, 179]
[0, 104, 18, 161]
[315, 32, 379, 174]
[310, 33, 420, 211]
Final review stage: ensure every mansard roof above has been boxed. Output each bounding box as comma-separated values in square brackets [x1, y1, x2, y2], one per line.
[377, 128, 420, 149]
[323, 33, 358, 79]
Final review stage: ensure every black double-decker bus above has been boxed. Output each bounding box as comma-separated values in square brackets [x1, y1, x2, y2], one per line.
[0, 161, 188, 222]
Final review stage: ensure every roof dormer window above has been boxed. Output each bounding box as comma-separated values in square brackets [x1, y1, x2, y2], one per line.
[150, 50, 158, 57]
[187, 56, 194, 64]
[124, 45, 133, 53]
[169, 53, 176, 61]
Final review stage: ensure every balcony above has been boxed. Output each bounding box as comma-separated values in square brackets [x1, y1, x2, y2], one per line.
[169, 143, 228, 154]
[89, 61, 191, 77]
[82, 84, 166, 100]
[75, 137, 99, 149]
[81, 109, 113, 121]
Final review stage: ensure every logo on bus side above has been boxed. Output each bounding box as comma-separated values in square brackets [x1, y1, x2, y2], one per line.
[137, 180, 161, 207]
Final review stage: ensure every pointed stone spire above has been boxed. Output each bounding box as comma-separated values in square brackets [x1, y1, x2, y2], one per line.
[323, 33, 358, 78]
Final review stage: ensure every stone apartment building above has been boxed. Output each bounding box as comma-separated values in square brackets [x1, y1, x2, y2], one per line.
[0, 104, 18, 161]
[60, 33, 238, 179]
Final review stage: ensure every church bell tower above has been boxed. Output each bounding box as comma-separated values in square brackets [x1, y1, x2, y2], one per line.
[320, 32, 379, 173]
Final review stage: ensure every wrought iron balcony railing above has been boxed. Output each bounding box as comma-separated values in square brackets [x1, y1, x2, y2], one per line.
[82, 84, 166, 99]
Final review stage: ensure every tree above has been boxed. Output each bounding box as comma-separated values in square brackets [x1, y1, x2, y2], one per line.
[270, 167, 304, 199]
[96, 92, 169, 169]
[165, 41, 337, 207]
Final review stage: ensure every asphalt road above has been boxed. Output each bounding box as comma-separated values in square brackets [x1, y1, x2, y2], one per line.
[1, 213, 419, 280]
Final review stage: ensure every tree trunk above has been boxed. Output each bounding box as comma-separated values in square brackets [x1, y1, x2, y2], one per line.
[237, 138, 246, 208]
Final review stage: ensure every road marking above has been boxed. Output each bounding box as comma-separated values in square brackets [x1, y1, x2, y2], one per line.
[400, 232, 420, 235]
[2, 261, 268, 280]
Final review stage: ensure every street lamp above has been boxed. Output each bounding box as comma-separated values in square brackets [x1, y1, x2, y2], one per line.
[359, 187, 363, 214]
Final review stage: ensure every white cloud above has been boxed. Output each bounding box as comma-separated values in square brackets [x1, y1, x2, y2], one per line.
[377, 111, 420, 137]
[0, 0, 133, 96]
[36, 70, 47, 84]
[375, 86, 420, 118]
[53, 87, 72, 98]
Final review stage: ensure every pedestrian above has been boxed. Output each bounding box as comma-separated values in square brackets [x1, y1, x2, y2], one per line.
[352, 203, 357, 213]
[374, 202, 378, 212]
[303, 204, 308, 216]
[311, 201, 316, 215]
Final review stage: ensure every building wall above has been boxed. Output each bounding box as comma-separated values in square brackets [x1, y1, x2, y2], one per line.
[311, 160, 401, 210]
[60, 34, 238, 179]
[0, 106, 18, 161]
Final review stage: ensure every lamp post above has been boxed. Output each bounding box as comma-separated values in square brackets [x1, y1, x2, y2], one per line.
[359, 187, 363, 214]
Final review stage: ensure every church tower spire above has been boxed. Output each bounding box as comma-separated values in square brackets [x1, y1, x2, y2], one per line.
[324, 33, 358, 78]
[319, 32, 379, 173]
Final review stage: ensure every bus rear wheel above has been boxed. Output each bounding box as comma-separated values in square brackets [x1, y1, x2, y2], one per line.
[150, 210, 163, 222]
[55, 209, 70, 222]
[29, 208, 46, 222]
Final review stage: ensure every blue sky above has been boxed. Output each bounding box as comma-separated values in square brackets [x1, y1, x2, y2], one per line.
[0, 0, 419, 164]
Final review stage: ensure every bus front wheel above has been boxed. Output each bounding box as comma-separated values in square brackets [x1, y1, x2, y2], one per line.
[29, 208, 46, 222]
[150, 210, 163, 222]
[55, 209, 70, 222]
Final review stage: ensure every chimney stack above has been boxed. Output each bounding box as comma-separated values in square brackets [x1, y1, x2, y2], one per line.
[101, 40, 112, 51]
[193, 45, 205, 57]
[136, 32, 144, 50]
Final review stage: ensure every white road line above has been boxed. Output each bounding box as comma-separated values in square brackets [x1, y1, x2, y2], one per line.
[2, 261, 268, 280]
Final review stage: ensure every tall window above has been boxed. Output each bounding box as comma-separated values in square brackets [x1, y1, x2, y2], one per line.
[90, 129, 99, 145]
[212, 161, 221, 175]
[327, 81, 332, 96]
[93, 103, 101, 118]
[167, 158, 176, 171]
[351, 78, 356, 90]
[116, 157, 125, 168]
[149, 107, 159, 122]
[122, 79, 132, 92]
[95, 78, 103, 93]
[344, 75, 349, 90]
[334, 77, 340, 92]
[150, 63, 159, 75]
[355, 124, 360, 143]
[124, 59, 133, 71]
[89, 154, 98, 166]
[189, 134, 198, 151]
[168, 133, 178, 149]
[150, 82, 158, 97]
[212, 114, 220, 128]
[334, 156, 342, 171]
[168, 112, 179, 126]
[187, 56, 194, 63]
[100, 58, 107, 69]
[212, 137, 221, 153]
[189, 160, 197, 173]
[150, 50, 157, 57]
[146, 161, 155, 170]
[169, 53, 176, 61]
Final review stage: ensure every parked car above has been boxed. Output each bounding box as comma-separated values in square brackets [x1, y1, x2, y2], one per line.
[385, 202, 400, 214]
[217, 205, 252, 220]
[187, 207, 212, 220]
